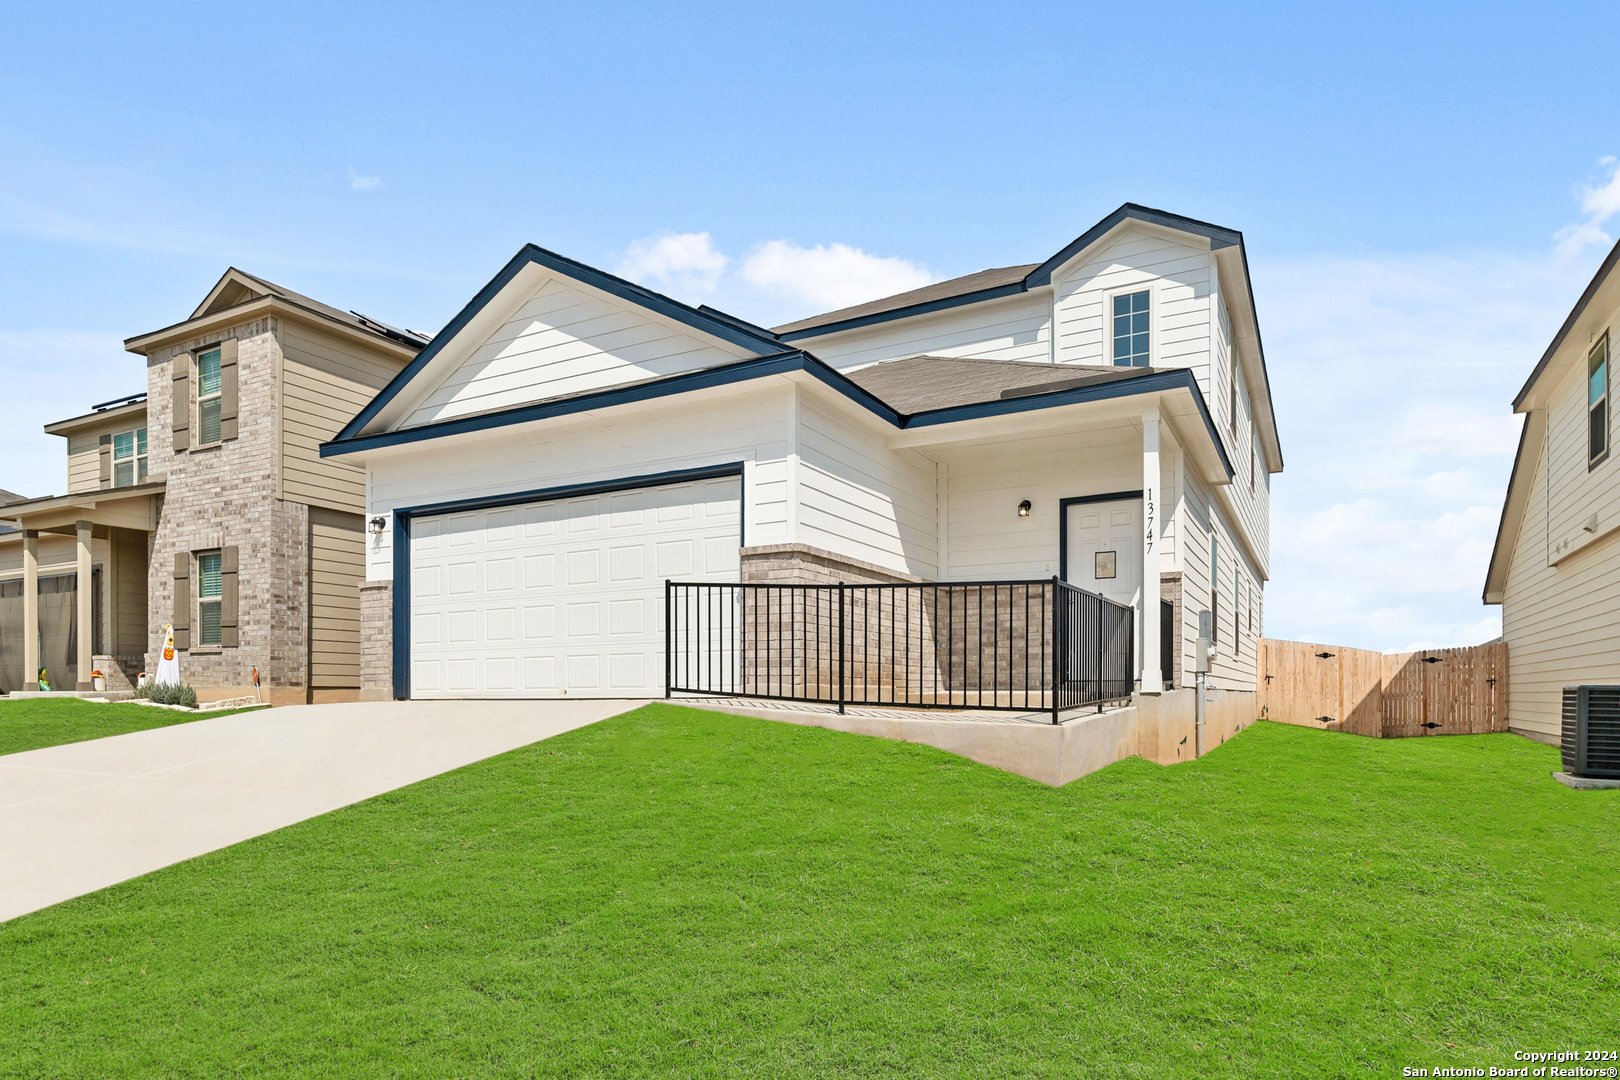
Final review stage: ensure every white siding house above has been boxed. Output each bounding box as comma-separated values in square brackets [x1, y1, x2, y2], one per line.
[324, 205, 1283, 705]
[1485, 238, 1620, 742]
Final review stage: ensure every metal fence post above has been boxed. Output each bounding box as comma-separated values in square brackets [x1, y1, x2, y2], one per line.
[837, 581, 846, 715]
[1051, 576, 1061, 725]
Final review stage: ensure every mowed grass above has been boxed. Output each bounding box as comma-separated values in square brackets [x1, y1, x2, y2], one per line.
[0, 697, 264, 756]
[1, 707, 1615, 1078]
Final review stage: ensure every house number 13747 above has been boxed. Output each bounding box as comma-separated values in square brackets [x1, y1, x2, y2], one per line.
[1144, 488, 1155, 556]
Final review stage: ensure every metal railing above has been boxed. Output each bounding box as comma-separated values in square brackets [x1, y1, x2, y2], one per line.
[665, 577, 1135, 724]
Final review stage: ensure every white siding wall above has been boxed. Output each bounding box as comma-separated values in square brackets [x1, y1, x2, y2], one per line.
[404, 276, 749, 427]
[796, 393, 939, 576]
[1501, 312, 1620, 740]
[1180, 470, 1262, 692]
[795, 291, 1053, 371]
[1051, 228, 1214, 381]
[943, 420, 1162, 580]
[368, 386, 790, 580]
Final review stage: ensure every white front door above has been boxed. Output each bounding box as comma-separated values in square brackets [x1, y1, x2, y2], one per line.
[408, 476, 741, 699]
[1065, 498, 1143, 675]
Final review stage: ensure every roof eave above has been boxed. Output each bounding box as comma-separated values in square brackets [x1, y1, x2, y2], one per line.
[42, 399, 149, 436]
[1512, 236, 1620, 411]
[124, 294, 420, 359]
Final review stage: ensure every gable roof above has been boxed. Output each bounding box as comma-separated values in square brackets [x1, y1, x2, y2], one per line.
[335, 243, 801, 443]
[1511, 235, 1620, 410]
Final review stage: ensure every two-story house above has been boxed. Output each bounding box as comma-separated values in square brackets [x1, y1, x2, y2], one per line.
[1485, 237, 1620, 742]
[320, 203, 1281, 707]
[0, 270, 423, 701]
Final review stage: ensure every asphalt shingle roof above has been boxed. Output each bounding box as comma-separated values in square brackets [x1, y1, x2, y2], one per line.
[771, 265, 1040, 336]
[843, 355, 1159, 414]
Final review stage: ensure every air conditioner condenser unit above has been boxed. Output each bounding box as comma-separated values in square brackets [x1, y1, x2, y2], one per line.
[1561, 686, 1620, 779]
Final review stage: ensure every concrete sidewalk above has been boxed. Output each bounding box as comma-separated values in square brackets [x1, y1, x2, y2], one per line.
[0, 698, 643, 923]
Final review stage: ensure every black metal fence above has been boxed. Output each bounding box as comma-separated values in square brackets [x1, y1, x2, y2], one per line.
[665, 577, 1135, 724]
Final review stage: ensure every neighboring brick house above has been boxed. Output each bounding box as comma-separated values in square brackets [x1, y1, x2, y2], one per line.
[0, 270, 424, 702]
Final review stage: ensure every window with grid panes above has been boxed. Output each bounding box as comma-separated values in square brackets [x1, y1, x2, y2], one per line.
[1591, 337, 1610, 465]
[112, 427, 147, 487]
[1112, 291, 1150, 366]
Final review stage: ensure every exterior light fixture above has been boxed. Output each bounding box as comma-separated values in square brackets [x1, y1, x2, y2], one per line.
[369, 516, 387, 534]
[1017, 500, 1032, 518]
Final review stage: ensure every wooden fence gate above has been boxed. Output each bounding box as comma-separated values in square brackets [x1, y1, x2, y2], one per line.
[1257, 638, 1507, 737]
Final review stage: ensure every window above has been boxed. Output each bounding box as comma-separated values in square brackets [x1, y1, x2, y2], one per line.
[1230, 352, 1239, 435]
[112, 427, 147, 487]
[198, 551, 223, 646]
[198, 348, 223, 444]
[1210, 535, 1219, 647]
[1591, 337, 1610, 466]
[1112, 290, 1150, 366]
[1251, 421, 1259, 491]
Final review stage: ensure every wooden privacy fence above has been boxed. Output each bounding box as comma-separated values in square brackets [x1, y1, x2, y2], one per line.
[1256, 638, 1508, 737]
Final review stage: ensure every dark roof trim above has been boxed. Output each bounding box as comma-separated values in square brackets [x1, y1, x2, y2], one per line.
[1483, 413, 1534, 603]
[335, 244, 790, 443]
[394, 461, 746, 521]
[776, 281, 1029, 342]
[1024, 203, 1241, 287]
[1513, 235, 1620, 410]
[324, 351, 1232, 480]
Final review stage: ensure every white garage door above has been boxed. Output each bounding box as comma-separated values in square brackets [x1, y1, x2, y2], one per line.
[408, 476, 741, 698]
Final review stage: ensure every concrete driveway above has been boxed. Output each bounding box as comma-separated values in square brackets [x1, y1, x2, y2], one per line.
[0, 698, 643, 923]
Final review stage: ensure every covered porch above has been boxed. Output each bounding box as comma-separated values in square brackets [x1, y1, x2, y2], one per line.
[0, 483, 161, 693]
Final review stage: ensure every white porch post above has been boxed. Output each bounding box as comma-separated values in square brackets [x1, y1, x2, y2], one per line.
[23, 530, 39, 691]
[76, 520, 94, 690]
[1141, 410, 1163, 694]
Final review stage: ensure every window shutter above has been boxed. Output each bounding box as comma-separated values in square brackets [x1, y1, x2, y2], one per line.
[172, 551, 191, 649]
[98, 434, 112, 488]
[172, 352, 191, 451]
[219, 338, 239, 441]
[221, 546, 239, 647]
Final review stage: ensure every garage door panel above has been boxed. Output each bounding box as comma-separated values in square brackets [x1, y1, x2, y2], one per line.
[410, 476, 740, 698]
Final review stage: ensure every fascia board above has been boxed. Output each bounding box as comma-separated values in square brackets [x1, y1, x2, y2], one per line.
[339, 245, 788, 441]
[43, 400, 149, 436]
[1483, 410, 1544, 604]
[1513, 236, 1620, 412]
[1024, 203, 1241, 288]
[123, 296, 419, 361]
[776, 281, 1032, 342]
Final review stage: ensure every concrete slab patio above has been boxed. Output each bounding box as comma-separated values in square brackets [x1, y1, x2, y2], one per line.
[0, 698, 644, 923]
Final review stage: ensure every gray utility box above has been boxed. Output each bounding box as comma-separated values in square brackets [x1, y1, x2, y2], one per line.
[1561, 686, 1620, 779]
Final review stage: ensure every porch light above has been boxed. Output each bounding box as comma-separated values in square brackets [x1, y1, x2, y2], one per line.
[1017, 500, 1032, 518]
[369, 516, 387, 534]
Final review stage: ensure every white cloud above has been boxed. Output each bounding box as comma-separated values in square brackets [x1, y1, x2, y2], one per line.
[615, 232, 729, 299]
[739, 240, 936, 313]
[1553, 156, 1620, 261]
[348, 168, 381, 192]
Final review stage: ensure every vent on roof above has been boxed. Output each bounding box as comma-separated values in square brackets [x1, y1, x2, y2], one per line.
[1562, 686, 1620, 779]
[92, 392, 148, 412]
[351, 311, 431, 349]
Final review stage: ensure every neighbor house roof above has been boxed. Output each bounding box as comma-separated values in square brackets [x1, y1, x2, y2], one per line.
[125, 268, 431, 356]
[1484, 234, 1620, 603]
[0, 488, 23, 507]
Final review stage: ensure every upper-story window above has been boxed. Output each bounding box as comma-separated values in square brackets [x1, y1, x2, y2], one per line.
[112, 427, 147, 487]
[198, 551, 223, 646]
[198, 348, 223, 444]
[1112, 291, 1150, 366]
[1591, 336, 1610, 466]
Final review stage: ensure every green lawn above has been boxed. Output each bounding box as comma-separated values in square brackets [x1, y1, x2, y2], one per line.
[0, 707, 1614, 1078]
[0, 697, 267, 756]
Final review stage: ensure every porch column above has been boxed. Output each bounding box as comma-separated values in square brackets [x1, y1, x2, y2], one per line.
[76, 520, 94, 690]
[1141, 410, 1163, 694]
[22, 530, 39, 691]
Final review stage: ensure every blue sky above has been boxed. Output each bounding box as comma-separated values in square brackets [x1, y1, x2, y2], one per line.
[4, 1, 1619, 652]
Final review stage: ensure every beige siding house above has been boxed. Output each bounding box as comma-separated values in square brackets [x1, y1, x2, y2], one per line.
[1485, 238, 1620, 742]
[0, 270, 423, 701]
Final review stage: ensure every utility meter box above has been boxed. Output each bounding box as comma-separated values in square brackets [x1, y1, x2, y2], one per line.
[1195, 609, 1211, 673]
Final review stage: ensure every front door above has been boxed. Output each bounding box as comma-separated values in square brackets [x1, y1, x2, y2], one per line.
[1065, 498, 1143, 676]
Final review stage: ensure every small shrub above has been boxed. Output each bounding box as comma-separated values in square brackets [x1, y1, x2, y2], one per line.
[134, 680, 198, 708]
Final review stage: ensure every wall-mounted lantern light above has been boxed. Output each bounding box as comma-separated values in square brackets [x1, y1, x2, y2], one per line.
[1017, 499, 1032, 518]
[369, 516, 387, 534]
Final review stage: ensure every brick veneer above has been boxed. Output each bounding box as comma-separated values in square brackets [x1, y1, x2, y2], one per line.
[143, 317, 312, 698]
[359, 580, 392, 700]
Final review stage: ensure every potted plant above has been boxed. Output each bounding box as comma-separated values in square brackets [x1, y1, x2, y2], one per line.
[91, 669, 105, 692]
